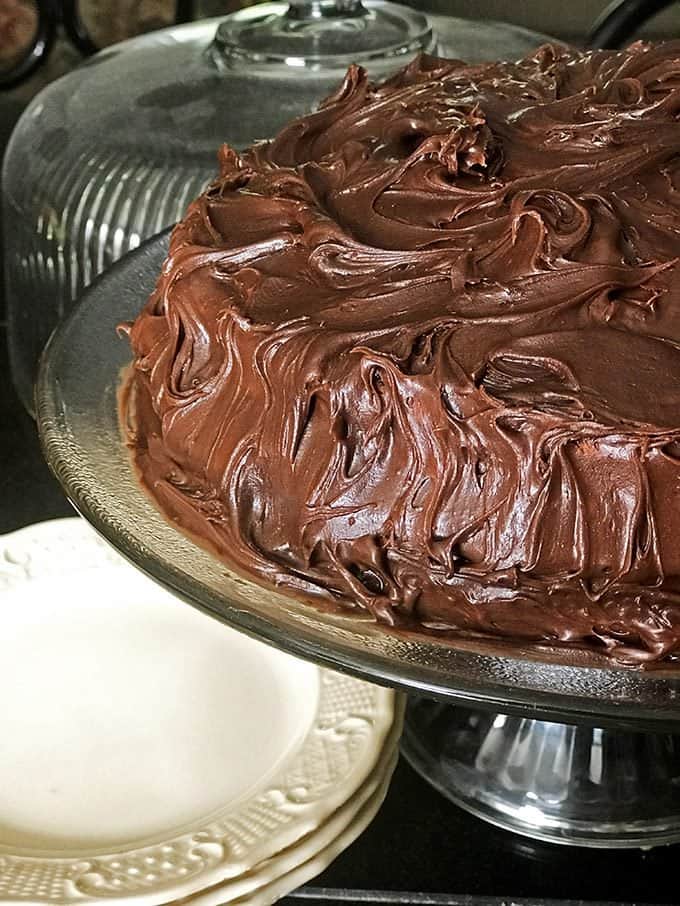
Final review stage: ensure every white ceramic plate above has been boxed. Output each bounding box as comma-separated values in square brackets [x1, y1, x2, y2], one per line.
[0, 519, 396, 905]
[230, 767, 396, 906]
[182, 750, 399, 906]
[177, 698, 404, 905]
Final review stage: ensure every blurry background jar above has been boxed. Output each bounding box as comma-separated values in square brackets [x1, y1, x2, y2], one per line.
[0, 1, 38, 68]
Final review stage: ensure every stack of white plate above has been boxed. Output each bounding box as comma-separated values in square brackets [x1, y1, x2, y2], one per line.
[0, 518, 403, 906]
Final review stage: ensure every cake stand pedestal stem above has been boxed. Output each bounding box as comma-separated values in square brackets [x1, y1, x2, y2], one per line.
[402, 695, 680, 848]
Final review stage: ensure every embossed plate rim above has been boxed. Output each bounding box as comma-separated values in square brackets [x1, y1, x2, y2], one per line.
[174, 698, 404, 906]
[0, 517, 395, 905]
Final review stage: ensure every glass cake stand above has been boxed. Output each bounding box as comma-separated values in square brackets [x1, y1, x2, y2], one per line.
[36, 232, 680, 850]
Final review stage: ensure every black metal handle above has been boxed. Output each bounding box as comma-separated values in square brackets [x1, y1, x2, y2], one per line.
[0, 0, 57, 90]
[60, 0, 97, 55]
[587, 0, 676, 49]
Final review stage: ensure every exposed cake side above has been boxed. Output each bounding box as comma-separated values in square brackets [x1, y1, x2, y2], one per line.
[125, 42, 680, 665]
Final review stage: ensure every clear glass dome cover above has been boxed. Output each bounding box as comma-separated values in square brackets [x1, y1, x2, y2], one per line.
[2, 8, 550, 414]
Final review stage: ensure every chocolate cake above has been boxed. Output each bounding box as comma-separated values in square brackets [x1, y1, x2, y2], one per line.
[123, 41, 680, 666]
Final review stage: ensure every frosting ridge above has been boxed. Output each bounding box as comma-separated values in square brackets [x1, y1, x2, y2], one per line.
[125, 40, 680, 665]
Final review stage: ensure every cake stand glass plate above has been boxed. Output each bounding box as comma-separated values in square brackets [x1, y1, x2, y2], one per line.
[35, 231, 680, 732]
[35, 232, 680, 849]
[0, 517, 397, 904]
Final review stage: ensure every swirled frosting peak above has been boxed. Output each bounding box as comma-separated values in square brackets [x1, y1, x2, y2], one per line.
[125, 41, 680, 665]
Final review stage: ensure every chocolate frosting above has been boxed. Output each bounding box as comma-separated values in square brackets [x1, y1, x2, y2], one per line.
[124, 41, 680, 666]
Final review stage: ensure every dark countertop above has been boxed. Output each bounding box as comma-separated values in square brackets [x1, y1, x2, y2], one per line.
[3, 326, 680, 906]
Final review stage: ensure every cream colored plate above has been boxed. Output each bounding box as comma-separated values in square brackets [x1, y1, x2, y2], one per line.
[184, 751, 398, 906]
[231, 766, 396, 906]
[178, 698, 404, 906]
[0, 519, 396, 905]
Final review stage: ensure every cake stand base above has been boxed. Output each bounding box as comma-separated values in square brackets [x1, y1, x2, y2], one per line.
[402, 696, 680, 848]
